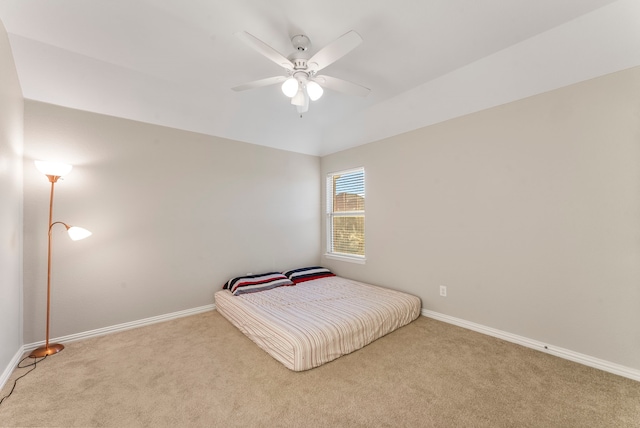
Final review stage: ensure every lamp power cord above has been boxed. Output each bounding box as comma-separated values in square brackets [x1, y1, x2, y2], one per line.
[0, 355, 46, 407]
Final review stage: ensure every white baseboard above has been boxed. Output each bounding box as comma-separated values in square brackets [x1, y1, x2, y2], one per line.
[422, 309, 640, 382]
[6, 305, 637, 390]
[23, 304, 216, 353]
[0, 346, 26, 392]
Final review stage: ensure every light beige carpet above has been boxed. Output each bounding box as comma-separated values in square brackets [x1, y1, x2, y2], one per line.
[0, 311, 638, 427]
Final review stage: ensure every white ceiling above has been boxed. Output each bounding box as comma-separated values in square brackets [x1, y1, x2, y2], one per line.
[1, 0, 638, 156]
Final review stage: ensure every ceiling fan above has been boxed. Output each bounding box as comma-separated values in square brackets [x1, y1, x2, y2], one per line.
[232, 30, 370, 115]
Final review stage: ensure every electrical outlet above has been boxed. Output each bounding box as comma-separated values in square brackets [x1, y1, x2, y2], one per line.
[439, 285, 447, 297]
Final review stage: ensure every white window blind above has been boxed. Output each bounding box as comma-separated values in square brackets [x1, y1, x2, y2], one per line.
[326, 167, 365, 258]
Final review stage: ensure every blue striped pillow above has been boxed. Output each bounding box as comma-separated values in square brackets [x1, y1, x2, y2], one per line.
[282, 266, 335, 284]
[224, 272, 294, 296]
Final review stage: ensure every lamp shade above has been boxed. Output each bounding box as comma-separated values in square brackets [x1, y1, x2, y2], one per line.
[306, 81, 323, 101]
[35, 161, 73, 177]
[67, 226, 92, 241]
[281, 77, 299, 98]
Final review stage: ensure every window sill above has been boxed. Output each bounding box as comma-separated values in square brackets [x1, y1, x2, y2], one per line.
[324, 253, 366, 265]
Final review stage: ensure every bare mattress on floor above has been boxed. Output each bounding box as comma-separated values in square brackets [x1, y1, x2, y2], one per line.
[214, 276, 421, 371]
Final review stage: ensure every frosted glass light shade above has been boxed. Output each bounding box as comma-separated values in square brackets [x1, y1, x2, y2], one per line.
[67, 226, 92, 241]
[281, 77, 299, 97]
[35, 160, 73, 177]
[306, 81, 323, 101]
[291, 88, 306, 107]
[295, 90, 309, 114]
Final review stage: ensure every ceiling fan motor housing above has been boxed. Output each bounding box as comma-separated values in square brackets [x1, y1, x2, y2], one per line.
[292, 59, 308, 70]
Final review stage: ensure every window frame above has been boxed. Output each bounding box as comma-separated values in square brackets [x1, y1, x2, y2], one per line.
[324, 167, 366, 264]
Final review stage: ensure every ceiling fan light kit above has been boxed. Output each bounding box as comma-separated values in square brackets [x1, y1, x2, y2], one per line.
[233, 30, 370, 115]
[306, 81, 323, 101]
[281, 77, 299, 97]
[291, 88, 306, 107]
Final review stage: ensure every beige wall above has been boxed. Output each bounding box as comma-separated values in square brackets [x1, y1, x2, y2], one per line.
[321, 67, 640, 370]
[0, 19, 24, 374]
[22, 102, 321, 343]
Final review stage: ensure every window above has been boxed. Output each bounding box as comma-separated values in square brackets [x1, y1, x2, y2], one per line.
[326, 167, 365, 262]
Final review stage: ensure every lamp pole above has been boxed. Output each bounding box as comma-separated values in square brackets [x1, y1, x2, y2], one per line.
[30, 174, 65, 358]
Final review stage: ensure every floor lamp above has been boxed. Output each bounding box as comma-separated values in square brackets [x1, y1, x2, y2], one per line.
[29, 160, 92, 359]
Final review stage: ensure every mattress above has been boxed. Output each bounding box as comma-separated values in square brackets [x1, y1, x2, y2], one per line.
[214, 275, 421, 371]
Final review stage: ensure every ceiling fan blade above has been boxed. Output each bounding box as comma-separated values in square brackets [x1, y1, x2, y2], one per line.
[232, 76, 287, 92]
[307, 30, 362, 72]
[235, 31, 294, 71]
[314, 75, 370, 97]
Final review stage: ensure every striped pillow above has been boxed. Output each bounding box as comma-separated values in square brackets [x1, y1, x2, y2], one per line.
[283, 266, 335, 284]
[224, 272, 294, 296]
